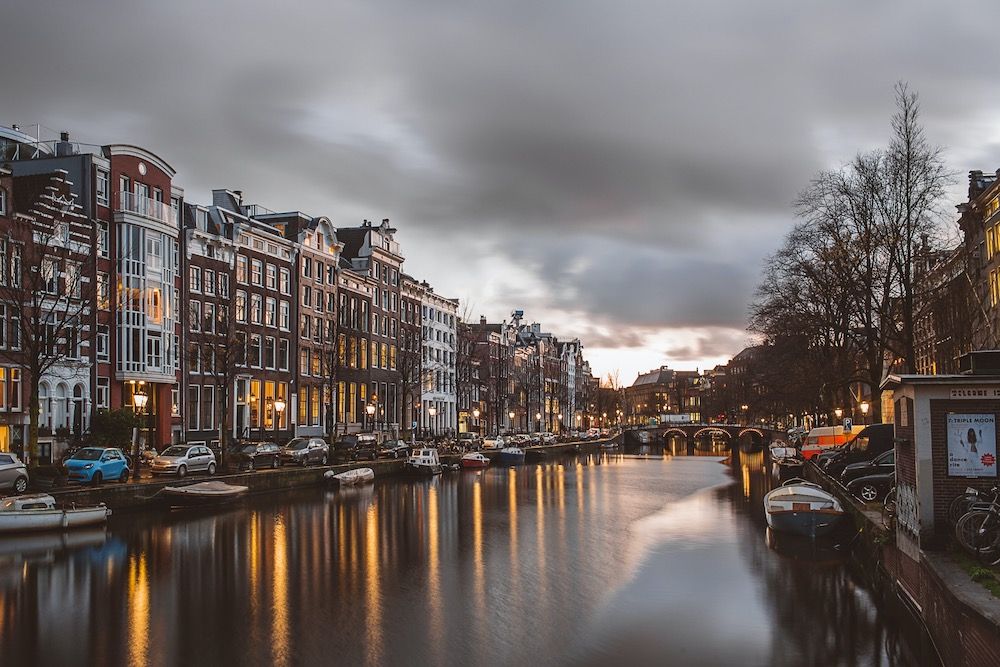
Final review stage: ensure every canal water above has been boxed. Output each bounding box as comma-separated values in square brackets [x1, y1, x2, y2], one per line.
[0, 451, 934, 666]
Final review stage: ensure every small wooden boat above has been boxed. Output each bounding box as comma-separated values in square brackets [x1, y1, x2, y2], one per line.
[600, 441, 619, 450]
[325, 467, 375, 486]
[405, 448, 443, 476]
[161, 481, 248, 508]
[0, 494, 110, 533]
[498, 447, 525, 465]
[460, 452, 490, 469]
[763, 478, 846, 538]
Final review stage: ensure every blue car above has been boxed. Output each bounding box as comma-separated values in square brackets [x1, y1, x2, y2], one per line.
[64, 447, 130, 484]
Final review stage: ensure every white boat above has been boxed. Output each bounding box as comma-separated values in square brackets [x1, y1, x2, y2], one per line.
[763, 478, 846, 538]
[161, 481, 249, 507]
[497, 447, 525, 465]
[325, 467, 375, 486]
[405, 447, 443, 476]
[0, 494, 110, 533]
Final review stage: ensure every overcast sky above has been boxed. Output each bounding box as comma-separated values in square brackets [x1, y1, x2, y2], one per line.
[5, 0, 1000, 384]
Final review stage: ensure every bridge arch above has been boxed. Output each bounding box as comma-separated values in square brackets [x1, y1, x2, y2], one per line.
[737, 428, 765, 439]
[661, 428, 689, 439]
[692, 427, 732, 440]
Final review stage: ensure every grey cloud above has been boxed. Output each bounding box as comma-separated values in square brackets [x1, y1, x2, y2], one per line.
[4, 0, 1000, 359]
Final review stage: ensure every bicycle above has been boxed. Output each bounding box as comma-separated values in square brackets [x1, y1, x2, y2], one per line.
[881, 487, 897, 531]
[948, 485, 995, 525]
[955, 487, 1000, 565]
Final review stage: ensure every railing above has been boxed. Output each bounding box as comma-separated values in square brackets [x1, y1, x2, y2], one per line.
[116, 190, 177, 226]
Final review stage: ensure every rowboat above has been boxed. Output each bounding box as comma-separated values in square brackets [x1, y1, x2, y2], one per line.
[763, 478, 845, 538]
[161, 481, 248, 508]
[325, 467, 375, 486]
[0, 494, 110, 533]
[460, 452, 490, 469]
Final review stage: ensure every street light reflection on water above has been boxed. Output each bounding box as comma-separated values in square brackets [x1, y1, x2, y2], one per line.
[0, 450, 934, 666]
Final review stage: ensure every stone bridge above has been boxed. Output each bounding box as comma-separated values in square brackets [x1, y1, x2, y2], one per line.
[624, 423, 782, 449]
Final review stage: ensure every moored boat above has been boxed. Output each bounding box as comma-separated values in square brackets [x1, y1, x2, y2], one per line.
[161, 481, 249, 508]
[460, 452, 489, 469]
[405, 448, 443, 476]
[325, 467, 375, 486]
[498, 446, 525, 465]
[763, 478, 846, 538]
[0, 494, 110, 533]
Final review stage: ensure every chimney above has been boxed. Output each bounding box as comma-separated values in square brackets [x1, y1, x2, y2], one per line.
[55, 131, 75, 156]
[480, 316, 487, 325]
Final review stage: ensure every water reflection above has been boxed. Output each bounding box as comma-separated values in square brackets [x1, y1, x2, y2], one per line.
[0, 451, 932, 666]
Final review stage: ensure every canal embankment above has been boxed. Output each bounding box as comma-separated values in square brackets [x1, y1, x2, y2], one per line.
[806, 461, 1000, 666]
[43, 439, 611, 513]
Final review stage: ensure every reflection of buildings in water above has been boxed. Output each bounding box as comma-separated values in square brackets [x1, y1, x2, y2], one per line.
[363, 502, 382, 667]
[127, 552, 150, 667]
[271, 519, 289, 667]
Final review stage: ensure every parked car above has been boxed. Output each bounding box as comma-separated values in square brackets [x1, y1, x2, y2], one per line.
[847, 471, 895, 503]
[482, 436, 504, 450]
[281, 438, 330, 466]
[0, 452, 29, 494]
[332, 434, 379, 461]
[150, 444, 218, 478]
[234, 442, 282, 471]
[540, 432, 557, 445]
[63, 447, 130, 484]
[840, 449, 895, 485]
[378, 439, 411, 459]
[821, 424, 895, 478]
[353, 436, 379, 461]
[457, 432, 482, 449]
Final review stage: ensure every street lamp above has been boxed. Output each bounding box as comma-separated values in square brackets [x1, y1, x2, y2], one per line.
[274, 397, 286, 433]
[860, 401, 870, 425]
[834, 407, 843, 420]
[472, 407, 481, 437]
[428, 405, 437, 437]
[366, 403, 377, 433]
[132, 382, 148, 475]
[508, 410, 515, 434]
[536, 412, 542, 432]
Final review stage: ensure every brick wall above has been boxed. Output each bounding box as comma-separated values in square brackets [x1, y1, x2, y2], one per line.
[929, 399, 1000, 536]
[894, 396, 916, 487]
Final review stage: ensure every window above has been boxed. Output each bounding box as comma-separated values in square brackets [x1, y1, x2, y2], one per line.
[250, 294, 262, 324]
[251, 259, 262, 285]
[302, 257, 312, 278]
[0, 189, 5, 216]
[204, 269, 215, 295]
[188, 385, 200, 431]
[171, 388, 180, 416]
[265, 297, 276, 326]
[249, 335, 261, 368]
[312, 352, 321, 376]
[219, 273, 229, 298]
[96, 272, 110, 310]
[189, 343, 200, 373]
[96, 377, 109, 409]
[301, 314, 311, 339]
[96, 325, 109, 362]
[316, 290, 324, 312]
[189, 266, 201, 292]
[279, 268, 290, 295]
[266, 264, 277, 290]
[279, 301, 290, 330]
[264, 337, 275, 369]
[147, 332, 162, 368]
[278, 339, 289, 370]
[201, 386, 215, 430]
[190, 301, 201, 331]
[303, 285, 311, 308]
[95, 169, 110, 206]
[98, 223, 109, 258]
[299, 388, 308, 424]
[203, 303, 215, 334]
[236, 291, 247, 322]
[237, 256, 248, 283]
[316, 261, 324, 284]
[41, 259, 58, 294]
[301, 348, 310, 376]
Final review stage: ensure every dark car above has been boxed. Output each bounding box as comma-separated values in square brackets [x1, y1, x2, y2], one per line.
[234, 442, 282, 471]
[822, 424, 895, 478]
[840, 449, 895, 485]
[378, 439, 411, 459]
[280, 437, 330, 467]
[847, 471, 895, 503]
[353, 436, 379, 461]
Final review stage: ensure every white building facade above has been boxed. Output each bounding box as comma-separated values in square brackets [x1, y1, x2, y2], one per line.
[419, 286, 458, 437]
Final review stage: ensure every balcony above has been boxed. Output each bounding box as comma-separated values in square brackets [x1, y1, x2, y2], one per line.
[115, 190, 177, 226]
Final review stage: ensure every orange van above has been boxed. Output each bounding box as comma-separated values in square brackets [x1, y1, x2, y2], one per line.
[800, 425, 864, 460]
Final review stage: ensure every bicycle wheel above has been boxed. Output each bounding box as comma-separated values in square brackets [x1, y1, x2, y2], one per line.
[956, 511, 1000, 560]
[882, 490, 897, 531]
[948, 493, 976, 526]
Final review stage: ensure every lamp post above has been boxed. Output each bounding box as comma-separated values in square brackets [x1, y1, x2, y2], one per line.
[508, 410, 515, 434]
[428, 406, 437, 437]
[366, 403, 376, 433]
[535, 412, 542, 433]
[472, 407, 481, 437]
[274, 398, 286, 437]
[860, 400, 870, 425]
[132, 382, 148, 478]
[557, 413, 562, 434]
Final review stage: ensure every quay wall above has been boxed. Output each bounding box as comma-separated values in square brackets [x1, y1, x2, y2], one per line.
[806, 463, 1000, 667]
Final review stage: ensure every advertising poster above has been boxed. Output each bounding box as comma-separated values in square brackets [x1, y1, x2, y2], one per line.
[947, 413, 998, 477]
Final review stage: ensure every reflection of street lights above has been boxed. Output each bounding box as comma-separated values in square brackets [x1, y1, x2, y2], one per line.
[860, 401, 870, 425]
[428, 406, 437, 437]
[132, 382, 148, 475]
[366, 403, 376, 433]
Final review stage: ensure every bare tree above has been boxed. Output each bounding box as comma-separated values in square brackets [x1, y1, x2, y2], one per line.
[0, 184, 95, 463]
